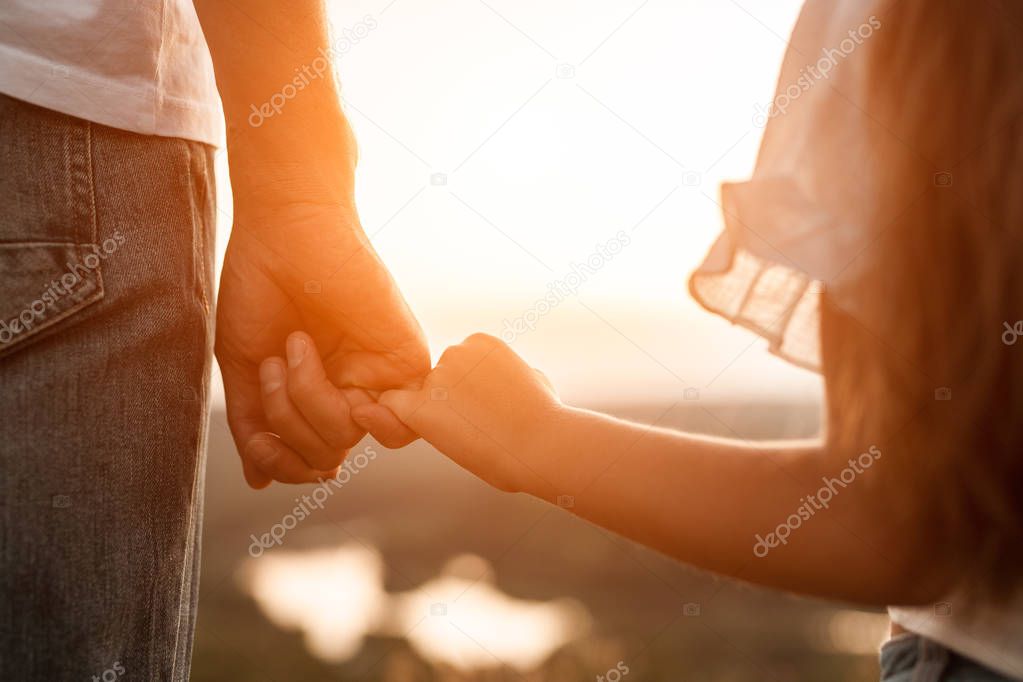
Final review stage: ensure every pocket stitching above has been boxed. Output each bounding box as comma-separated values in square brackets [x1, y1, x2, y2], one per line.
[0, 118, 105, 359]
[0, 244, 105, 359]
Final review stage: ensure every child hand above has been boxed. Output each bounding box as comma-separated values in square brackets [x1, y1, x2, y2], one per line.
[377, 333, 563, 492]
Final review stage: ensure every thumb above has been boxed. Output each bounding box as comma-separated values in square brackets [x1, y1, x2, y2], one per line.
[377, 387, 426, 424]
[349, 385, 425, 449]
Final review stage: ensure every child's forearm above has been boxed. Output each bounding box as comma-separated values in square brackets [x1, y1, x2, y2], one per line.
[525, 406, 938, 606]
[374, 334, 946, 604]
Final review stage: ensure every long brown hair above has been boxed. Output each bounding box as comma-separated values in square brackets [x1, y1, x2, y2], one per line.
[822, 0, 1023, 602]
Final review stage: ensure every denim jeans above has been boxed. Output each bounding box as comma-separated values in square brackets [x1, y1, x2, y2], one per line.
[881, 634, 1018, 682]
[0, 94, 215, 681]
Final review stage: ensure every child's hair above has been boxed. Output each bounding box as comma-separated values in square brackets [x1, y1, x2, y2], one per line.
[822, 0, 1023, 603]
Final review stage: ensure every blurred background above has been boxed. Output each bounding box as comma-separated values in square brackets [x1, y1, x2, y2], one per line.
[194, 0, 888, 679]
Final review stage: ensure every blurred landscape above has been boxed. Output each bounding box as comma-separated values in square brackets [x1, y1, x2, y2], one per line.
[192, 400, 887, 682]
[194, 6, 887, 679]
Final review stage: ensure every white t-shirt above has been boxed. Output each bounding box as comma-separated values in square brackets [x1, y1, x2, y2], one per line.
[690, 0, 1023, 677]
[0, 0, 222, 146]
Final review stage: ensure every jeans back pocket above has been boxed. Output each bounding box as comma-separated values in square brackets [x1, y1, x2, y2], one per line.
[0, 95, 105, 358]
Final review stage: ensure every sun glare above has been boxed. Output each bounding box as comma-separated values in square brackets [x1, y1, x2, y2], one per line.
[213, 0, 818, 405]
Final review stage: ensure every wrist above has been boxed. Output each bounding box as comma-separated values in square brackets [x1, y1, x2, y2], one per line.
[226, 97, 359, 218]
[514, 403, 591, 502]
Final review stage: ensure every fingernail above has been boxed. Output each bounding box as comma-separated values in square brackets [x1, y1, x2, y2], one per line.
[287, 335, 307, 368]
[247, 440, 277, 465]
[260, 362, 283, 394]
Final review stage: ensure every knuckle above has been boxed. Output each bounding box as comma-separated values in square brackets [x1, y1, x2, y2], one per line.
[465, 332, 500, 348]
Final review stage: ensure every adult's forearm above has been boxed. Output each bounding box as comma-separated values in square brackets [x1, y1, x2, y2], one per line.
[194, 0, 357, 208]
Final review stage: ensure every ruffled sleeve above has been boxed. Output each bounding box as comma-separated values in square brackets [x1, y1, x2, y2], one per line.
[689, 178, 826, 371]
[688, 0, 882, 373]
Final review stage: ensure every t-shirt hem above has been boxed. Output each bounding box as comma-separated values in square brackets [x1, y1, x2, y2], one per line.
[0, 43, 223, 147]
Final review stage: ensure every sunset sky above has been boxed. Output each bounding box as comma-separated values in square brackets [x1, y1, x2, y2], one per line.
[213, 0, 821, 406]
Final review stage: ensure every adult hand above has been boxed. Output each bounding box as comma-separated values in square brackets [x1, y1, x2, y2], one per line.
[216, 200, 429, 488]
[195, 0, 428, 487]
